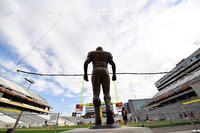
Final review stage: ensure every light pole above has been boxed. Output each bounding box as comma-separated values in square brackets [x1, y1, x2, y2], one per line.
[24, 78, 35, 90]
[61, 98, 64, 116]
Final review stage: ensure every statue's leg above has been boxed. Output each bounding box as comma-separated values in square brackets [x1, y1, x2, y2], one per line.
[102, 69, 114, 124]
[92, 69, 101, 125]
[93, 96, 101, 125]
[104, 94, 114, 124]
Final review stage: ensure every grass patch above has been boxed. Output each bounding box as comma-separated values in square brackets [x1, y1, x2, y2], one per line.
[0, 125, 90, 133]
[0, 125, 89, 133]
[0, 120, 199, 133]
[0, 128, 69, 133]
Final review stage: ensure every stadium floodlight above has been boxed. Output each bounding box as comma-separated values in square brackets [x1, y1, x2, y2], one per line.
[24, 78, 35, 84]
[24, 78, 35, 90]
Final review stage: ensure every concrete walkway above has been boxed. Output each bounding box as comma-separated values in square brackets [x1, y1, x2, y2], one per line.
[151, 124, 200, 133]
[60, 124, 200, 133]
[61, 126, 154, 133]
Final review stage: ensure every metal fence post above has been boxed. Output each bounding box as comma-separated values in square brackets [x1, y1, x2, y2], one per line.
[182, 104, 198, 131]
[166, 110, 173, 123]
[11, 110, 23, 133]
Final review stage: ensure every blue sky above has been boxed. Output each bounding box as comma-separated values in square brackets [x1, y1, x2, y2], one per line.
[0, 0, 200, 116]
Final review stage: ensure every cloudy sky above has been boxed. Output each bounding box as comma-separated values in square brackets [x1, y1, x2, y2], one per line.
[0, 0, 200, 116]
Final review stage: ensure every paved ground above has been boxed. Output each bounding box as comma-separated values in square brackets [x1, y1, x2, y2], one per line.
[151, 124, 200, 133]
[61, 124, 200, 133]
[62, 126, 154, 133]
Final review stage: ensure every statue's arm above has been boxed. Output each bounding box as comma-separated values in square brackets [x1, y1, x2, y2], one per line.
[84, 55, 91, 81]
[108, 59, 116, 81]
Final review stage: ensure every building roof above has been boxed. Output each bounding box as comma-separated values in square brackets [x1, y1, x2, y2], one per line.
[0, 76, 50, 113]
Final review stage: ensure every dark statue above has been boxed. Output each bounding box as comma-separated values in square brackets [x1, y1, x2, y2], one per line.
[84, 46, 116, 125]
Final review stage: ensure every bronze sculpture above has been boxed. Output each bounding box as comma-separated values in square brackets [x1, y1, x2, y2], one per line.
[84, 46, 116, 125]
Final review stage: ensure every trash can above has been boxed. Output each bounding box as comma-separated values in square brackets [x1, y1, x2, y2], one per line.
[6, 128, 13, 133]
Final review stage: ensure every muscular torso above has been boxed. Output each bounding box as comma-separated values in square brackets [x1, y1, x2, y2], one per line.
[87, 51, 113, 68]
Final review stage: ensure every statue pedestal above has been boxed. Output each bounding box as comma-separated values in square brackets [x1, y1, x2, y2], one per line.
[90, 123, 120, 129]
[62, 125, 154, 133]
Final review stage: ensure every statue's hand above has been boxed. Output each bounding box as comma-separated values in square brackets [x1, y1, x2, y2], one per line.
[84, 74, 89, 81]
[112, 74, 116, 81]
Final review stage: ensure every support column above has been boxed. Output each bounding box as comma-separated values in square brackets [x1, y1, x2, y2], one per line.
[11, 110, 23, 133]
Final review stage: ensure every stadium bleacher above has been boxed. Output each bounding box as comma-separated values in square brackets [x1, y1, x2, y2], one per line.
[0, 76, 50, 114]
[0, 110, 75, 128]
[0, 76, 76, 129]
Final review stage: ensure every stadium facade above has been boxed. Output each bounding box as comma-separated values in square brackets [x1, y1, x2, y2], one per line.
[124, 99, 150, 113]
[129, 47, 200, 121]
[148, 47, 200, 108]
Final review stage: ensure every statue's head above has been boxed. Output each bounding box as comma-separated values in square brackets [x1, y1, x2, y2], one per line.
[96, 46, 103, 51]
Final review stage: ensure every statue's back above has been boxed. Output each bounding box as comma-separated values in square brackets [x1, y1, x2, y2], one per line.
[88, 51, 112, 68]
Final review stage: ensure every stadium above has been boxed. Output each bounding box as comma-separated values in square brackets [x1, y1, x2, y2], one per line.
[127, 47, 200, 123]
[1, 48, 200, 132]
[0, 76, 74, 131]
